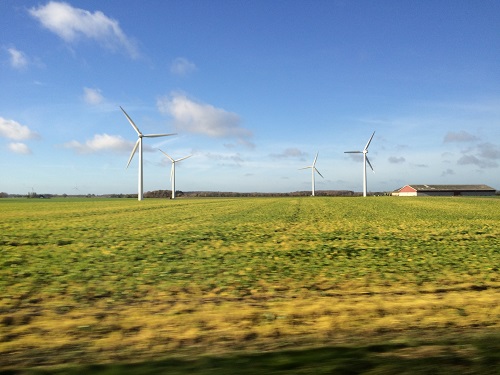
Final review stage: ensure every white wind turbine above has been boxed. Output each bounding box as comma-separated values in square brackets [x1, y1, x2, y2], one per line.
[120, 106, 176, 201]
[344, 131, 375, 197]
[159, 149, 192, 199]
[299, 151, 324, 196]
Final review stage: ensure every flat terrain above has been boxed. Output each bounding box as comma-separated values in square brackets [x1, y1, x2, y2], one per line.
[1, 197, 499, 373]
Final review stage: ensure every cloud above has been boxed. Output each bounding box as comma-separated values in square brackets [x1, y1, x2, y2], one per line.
[0, 117, 39, 140]
[204, 152, 244, 167]
[270, 148, 306, 159]
[157, 92, 253, 145]
[29, 1, 138, 58]
[7, 48, 28, 69]
[388, 156, 405, 164]
[170, 57, 197, 76]
[457, 154, 498, 169]
[8, 142, 32, 154]
[64, 133, 134, 154]
[205, 152, 244, 162]
[444, 130, 479, 143]
[455, 142, 500, 169]
[478, 142, 500, 160]
[441, 169, 455, 177]
[83, 87, 104, 105]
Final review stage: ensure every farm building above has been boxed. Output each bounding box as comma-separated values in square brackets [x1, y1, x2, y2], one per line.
[393, 184, 496, 197]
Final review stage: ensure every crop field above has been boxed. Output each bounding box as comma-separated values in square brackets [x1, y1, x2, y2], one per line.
[1, 196, 499, 373]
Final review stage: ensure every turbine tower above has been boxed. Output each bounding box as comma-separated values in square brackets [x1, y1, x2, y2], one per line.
[299, 151, 324, 196]
[120, 106, 176, 201]
[159, 149, 192, 199]
[344, 131, 375, 197]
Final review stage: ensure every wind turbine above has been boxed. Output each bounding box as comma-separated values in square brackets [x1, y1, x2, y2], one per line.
[344, 131, 375, 197]
[120, 106, 176, 201]
[299, 151, 324, 196]
[159, 149, 192, 199]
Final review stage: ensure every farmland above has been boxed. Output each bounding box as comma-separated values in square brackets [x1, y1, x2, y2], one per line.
[1, 196, 499, 373]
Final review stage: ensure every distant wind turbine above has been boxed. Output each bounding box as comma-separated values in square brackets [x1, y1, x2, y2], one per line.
[159, 149, 192, 199]
[344, 131, 375, 197]
[120, 106, 176, 201]
[299, 151, 324, 196]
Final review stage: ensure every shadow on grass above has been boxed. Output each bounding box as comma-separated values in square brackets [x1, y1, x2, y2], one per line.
[2, 335, 499, 375]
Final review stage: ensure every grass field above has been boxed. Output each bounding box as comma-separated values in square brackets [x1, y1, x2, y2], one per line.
[1, 196, 499, 374]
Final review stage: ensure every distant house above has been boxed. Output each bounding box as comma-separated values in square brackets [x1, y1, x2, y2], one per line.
[393, 184, 496, 197]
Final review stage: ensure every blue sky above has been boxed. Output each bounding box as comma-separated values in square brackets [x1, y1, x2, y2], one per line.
[1, 0, 499, 195]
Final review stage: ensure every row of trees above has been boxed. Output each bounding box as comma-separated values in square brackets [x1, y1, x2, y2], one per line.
[141, 190, 370, 198]
[0, 190, 387, 199]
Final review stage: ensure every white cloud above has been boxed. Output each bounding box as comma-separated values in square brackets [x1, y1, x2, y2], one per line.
[0, 117, 39, 140]
[64, 133, 134, 154]
[83, 87, 104, 105]
[157, 92, 253, 146]
[204, 152, 244, 167]
[7, 48, 28, 69]
[29, 1, 138, 58]
[8, 142, 32, 154]
[170, 57, 197, 76]
[206, 152, 244, 163]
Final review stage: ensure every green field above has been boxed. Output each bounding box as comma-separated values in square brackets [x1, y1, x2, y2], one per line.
[1, 197, 499, 374]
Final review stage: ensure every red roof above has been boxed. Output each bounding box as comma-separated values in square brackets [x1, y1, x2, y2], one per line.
[399, 185, 417, 193]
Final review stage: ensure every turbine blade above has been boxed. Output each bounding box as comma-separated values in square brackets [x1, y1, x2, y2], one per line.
[366, 156, 375, 172]
[158, 149, 174, 162]
[126, 139, 140, 168]
[176, 155, 192, 162]
[315, 168, 324, 178]
[120, 106, 141, 135]
[313, 151, 319, 166]
[144, 133, 177, 138]
[299, 166, 312, 170]
[344, 151, 362, 153]
[364, 131, 376, 151]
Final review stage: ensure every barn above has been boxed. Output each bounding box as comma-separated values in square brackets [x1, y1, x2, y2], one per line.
[393, 184, 496, 197]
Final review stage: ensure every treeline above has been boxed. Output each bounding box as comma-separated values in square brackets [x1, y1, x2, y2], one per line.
[142, 190, 363, 198]
[0, 190, 386, 199]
